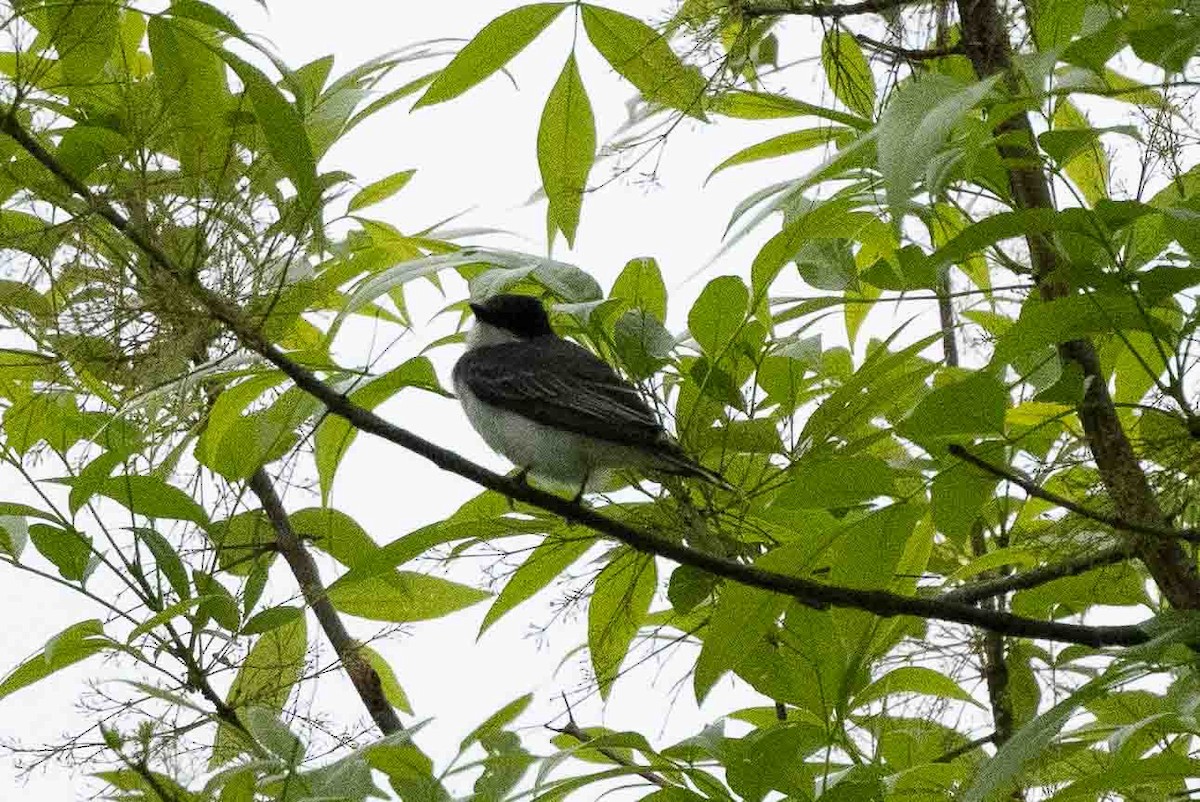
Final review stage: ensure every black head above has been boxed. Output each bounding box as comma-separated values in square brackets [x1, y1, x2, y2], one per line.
[469, 294, 555, 339]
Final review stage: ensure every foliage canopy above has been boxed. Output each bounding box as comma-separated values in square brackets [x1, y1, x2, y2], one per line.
[3, 0, 1200, 799]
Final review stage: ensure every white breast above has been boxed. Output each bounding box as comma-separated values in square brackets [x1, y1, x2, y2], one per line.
[454, 375, 640, 493]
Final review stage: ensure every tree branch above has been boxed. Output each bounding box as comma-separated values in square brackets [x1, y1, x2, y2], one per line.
[248, 469, 402, 736]
[953, 0, 1200, 608]
[0, 105, 1155, 649]
[934, 732, 996, 763]
[943, 543, 1132, 605]
[739, 0, 919, 18]
[948, 444, 1200, 544]
[856, 33, 965, 62]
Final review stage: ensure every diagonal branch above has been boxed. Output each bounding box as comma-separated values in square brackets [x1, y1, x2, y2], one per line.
[0, 106, 1155, 649]
[248, 469, 402, 736]
[943, 543, 1132, 605]
[948, 444, 1200, 543]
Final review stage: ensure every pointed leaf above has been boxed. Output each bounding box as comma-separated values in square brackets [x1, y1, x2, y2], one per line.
[219, 50, 318, 210]
[96, 475, 209, 525]
[348, 169, 416, 212]
[328, 571, 490, 623]
[852, 666, 982, 710]
[610, 257, 667, 322]
[415, 3, 567, 107]
[688, 276, 748, 357]
[588, 548, 656, 699]
[480, 532, 594, 635]
[360, 645, 413, 714]
[709, 127, 847, 179]
[898, 372, 1008, 445]
[581, 4, 707, 118]
[0, 621, 111, 701]
[821, 30, 876, 119]
[537, 53, 595, 247]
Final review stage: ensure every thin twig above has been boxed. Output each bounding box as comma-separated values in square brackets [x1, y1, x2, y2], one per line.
[550, 695, 670, 789]
[947, 444, 1200, 543]
[934, 732, 997, 763]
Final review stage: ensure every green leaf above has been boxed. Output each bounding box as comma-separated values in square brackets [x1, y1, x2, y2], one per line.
[212, 617, 307, 766]
[0, 620, 111, 701]
[610, 257, 667, 322]
[927, 207, 1081, 270]
[581, 4, 707, 119]
[709, 127, 847, 179]
[28, 523, 92, 581]
[244, 707, 305, 764]
[415, 3, 567, 107]
[830, 504, 924, 592]
[219, 49, 319, 211]
[241, 605, 302, 636]
[328, 571, 490, 623]
[774, 454, 896, 509]
[198, 386, 321, 480]
[360, 645, 412, 714]
[696, 419, 781, 454]
[990, 292, 1172, 368]
[612, 309, 675, 379]
[537, 53, 595, 247]
[821, 30, 876, 119]
[56, 125, 129, 181]
[126, 597, 208, 644]
[209, 510, 275, 576]
[876, 74, 1000, 223]
[348, 169, 416, 212]
[931, 442, 1005, 545]
[588, 548, 656, 699]
[963, 667, 1141, 802]
[897, 372, 1008, 445]
[288, 507, 379, 568]
[667, 565, 716, 614]
[694, 582, 786, 703]
[146, 17, 230, 175]
[47, 0, 118, 82]
[0, 280, 54, 322]
[165, 0, 247, 37]
[0, 210, 64, 259]
[313, 358, 449, 502]
[193, 571, 241, 632]
[693, 543, 821, 704]
[708, 90, 870, 129]
[96, 475, 209, 525]
[688, 276, 748, 357]
[480, 532, 594, 635]
[0, 515, 28, 559]
[134, 527, 191, 601]
[461, 693, 533, 750]
[852, 666, 981, 710]
[1047, 100, 1112, 204]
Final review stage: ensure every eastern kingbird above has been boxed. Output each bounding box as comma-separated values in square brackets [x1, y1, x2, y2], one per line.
[453, 293, 729, 499]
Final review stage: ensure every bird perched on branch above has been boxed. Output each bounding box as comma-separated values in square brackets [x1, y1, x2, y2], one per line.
[453, 293, 730, 501]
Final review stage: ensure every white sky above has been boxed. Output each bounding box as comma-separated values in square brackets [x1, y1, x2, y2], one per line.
[0, 2, 858, 797]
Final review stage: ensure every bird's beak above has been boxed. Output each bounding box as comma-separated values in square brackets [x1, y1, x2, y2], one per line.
[468, 302, 485, 318]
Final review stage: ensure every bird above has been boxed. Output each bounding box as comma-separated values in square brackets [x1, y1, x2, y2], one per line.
[452, 293, 731, 501]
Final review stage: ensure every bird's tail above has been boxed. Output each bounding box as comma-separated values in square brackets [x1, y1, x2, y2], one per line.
[654, 443, 737, 491]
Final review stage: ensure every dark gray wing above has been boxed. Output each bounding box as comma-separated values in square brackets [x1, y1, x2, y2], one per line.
[453, 338, 666, 447]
